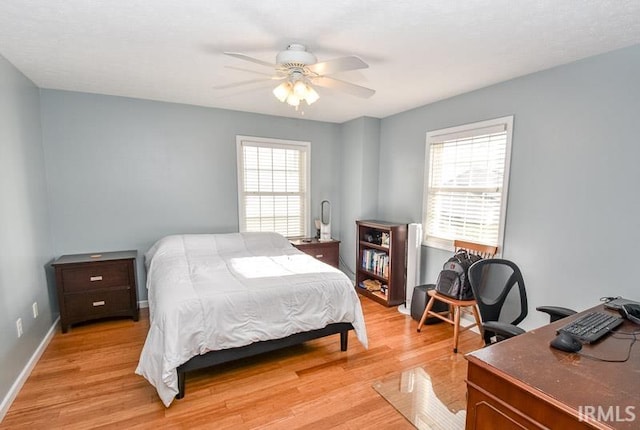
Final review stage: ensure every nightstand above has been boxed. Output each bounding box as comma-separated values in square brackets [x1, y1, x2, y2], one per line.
[52, 250, 139, 333]
[290, 238, 340, 268]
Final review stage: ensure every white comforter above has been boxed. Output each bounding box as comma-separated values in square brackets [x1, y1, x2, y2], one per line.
[135, 232, 368, 406]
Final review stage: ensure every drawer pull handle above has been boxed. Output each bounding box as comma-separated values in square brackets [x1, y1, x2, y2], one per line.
[93, 301, 105, 307]
[315, 254, 324, 258]
[90, 276, 103, 282]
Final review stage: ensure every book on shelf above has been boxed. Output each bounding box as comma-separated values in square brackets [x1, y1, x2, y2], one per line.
[361, 248, 389, 278]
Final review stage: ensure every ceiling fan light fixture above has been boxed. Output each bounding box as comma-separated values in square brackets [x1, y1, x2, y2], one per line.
[273, 82, 291, 102]
[273, 79, 319, 109]
[286, 93, 300, 107]
[304, 86, 319, 105]
[293, 80, 308, 98]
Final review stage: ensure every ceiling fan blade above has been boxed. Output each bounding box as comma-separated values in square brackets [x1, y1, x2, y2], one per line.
[313, 76, 375, 98]
[213, 77, 279, 90]
[224, 52, 275, 68]
[224, 66, 285, 79]
[306, 56, 369, 75]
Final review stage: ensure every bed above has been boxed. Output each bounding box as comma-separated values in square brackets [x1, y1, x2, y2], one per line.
[135, 232, 368, 406]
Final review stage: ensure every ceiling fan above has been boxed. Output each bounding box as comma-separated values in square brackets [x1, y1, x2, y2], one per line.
[217, 44, 375, 109]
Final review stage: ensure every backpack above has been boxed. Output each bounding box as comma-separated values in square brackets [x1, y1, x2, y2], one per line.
[435, 249, 482, 300]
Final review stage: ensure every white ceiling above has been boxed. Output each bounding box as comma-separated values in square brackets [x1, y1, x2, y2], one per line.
[1, 1, 640, 123]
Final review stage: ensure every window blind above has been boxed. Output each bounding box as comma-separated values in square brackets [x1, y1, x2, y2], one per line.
[423, 117, 513, 250]
[237, 136, 310, 238]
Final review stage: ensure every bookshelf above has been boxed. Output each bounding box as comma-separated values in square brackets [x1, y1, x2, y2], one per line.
[355, 220, 407, 306]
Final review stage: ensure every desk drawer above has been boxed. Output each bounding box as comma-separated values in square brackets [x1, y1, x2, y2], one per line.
[64, 288, 132, 321]
[61, 261, 131, 292]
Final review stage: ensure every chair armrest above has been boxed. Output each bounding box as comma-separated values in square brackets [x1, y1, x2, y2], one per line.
[483, 321, 526, 339]
[536, 306, 577, 323]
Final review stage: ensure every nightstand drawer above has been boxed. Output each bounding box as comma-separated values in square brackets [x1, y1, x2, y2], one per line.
[64, 288, 132, 321]
[61, 261, 130, 292]
[290, 238, 340, 268]
[307, 244, 339, 265]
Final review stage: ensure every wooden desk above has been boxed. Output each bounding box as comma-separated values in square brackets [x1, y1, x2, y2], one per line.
[465, 305, 640, 429]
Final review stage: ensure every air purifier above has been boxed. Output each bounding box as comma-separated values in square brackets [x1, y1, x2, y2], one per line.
[320, 200, 331, 241]
[398, 223, 422, 315]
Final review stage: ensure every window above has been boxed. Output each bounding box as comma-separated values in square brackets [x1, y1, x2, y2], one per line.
[236, 136, 310, 238]
[422, 116, 513, 251]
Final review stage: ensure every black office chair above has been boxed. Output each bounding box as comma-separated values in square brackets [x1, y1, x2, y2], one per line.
[468, 258, 576, 346]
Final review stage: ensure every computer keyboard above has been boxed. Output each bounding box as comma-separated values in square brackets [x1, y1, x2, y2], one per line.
[557, 311, 624, 343]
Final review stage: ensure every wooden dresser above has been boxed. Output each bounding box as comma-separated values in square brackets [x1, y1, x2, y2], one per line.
[290, 238, 340, 268]
[52, 250, 139, 333]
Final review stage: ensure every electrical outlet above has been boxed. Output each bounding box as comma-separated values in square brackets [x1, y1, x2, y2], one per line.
[32, 302, 38, 318]
[16, 318, 23, 338]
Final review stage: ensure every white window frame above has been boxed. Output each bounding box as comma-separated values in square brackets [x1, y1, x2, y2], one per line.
[236, 135, 311, 238]
[422, 116, 513, 252]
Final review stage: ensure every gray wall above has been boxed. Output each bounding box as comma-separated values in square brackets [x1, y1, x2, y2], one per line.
[378, 44, 640, 329]
[338, 116, 380, 275]
[0, 55, 54, 405]
[39, 90, 342, 300]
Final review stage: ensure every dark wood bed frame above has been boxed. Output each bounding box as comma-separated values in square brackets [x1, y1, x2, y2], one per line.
[175, 322, 354, 399]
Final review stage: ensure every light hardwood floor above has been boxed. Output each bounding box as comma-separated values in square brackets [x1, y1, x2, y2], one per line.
[2, 297, 483, 429]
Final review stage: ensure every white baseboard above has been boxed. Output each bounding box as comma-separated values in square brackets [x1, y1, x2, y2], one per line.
[138, 300, 148, 309]
[0, 317, 60, 422]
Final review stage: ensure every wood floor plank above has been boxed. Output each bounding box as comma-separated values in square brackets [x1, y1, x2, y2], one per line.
[1, 296, 483, 429]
